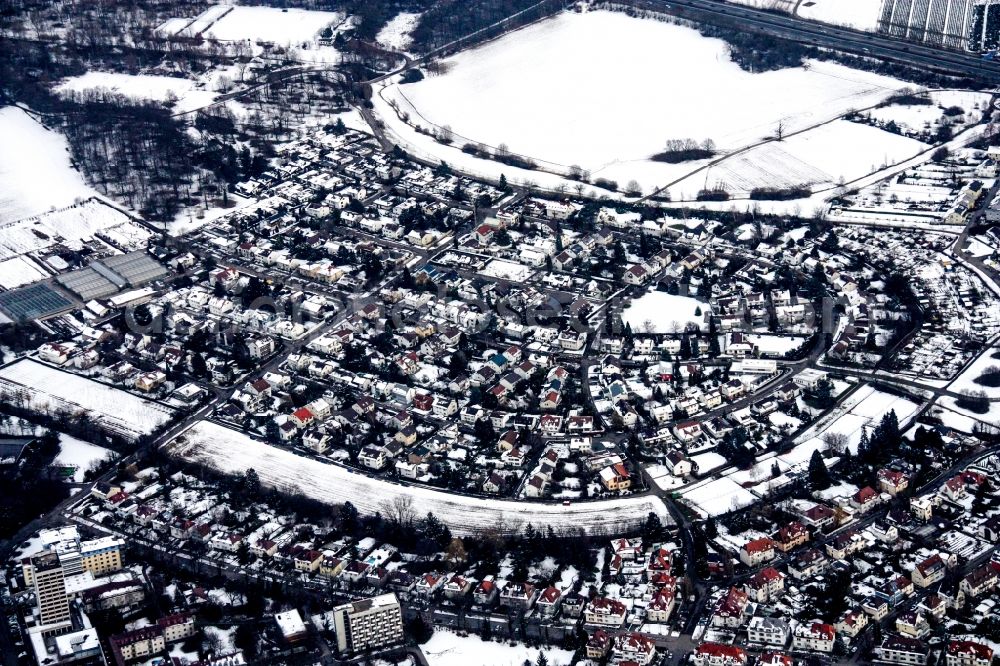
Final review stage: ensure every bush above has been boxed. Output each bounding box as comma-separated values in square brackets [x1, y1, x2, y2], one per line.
[697, 188, 730, 201]
[652, 148, 716, 163]
[956, 389, 990, 414]
[400, 69, 424, 84]
[749, 186, 811, 200]
[943, 105, 964, 116]
[974, 366, 1000, 387]
[594, 178, 618, 191]
[887, 92, 932, 106]
[932, 146, 950, 162]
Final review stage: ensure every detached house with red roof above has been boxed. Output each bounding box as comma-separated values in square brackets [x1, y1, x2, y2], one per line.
[712, 587, 749, 628]
[584, 597, 628, 627]
[851, 486, 880, 513]
[739, 538, 777, 567]
[745, 567, 785, 603]
[878, 468, 910, 496]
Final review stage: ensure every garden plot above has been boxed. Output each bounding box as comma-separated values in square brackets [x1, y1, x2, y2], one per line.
[865, 91, 991, 134]
[672, 121, 928, 199]
[622, 291, 706, 333]
[379, 10, 911, 193]
[0, 199, 147, 262]
[0, 107, 97, 224]
[168, 420, 671, 536]
[0, 359, 174, 441]
[791, 384, 921, 457]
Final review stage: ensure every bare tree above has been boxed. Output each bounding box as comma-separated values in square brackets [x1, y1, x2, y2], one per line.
[381, 496, 417, 526]
[822, 431, 849, 455]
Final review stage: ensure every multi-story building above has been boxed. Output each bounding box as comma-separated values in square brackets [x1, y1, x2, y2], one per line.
[331, 593, 404, 655]
[32, 552, 71, 632]
[876, 635, 929, 665]
[739, 538, 776, 566]
[946, 640, 994, 666]
[791, 622, 835, 653]
[584, 597, 628, 627]
[747, 616, 790, 647]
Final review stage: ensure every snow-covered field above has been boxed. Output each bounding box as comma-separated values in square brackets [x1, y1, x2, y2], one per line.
[168, 420, 671, 536]
[55, 434, 114, 482]
[54, 72, 217, 115]
[422, 630, 573, 666]
[946, 348, 1000, 394]
[0, 199, 148, 262]
[797, 0, 883, 30]
[672, 120, 927, 199]
[377, 12, 421, 52]
[0, 359, 175, 441]
[201, 6, 340, 45]
[0, 107, 96, 224]
[377, 9, 911, 194]
[622, 291, 705, 333]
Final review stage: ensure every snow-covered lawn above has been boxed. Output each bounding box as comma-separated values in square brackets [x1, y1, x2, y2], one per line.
[168, 420, 671, 536]
[0, 107, 96, 224]
[622, 291, 705, 333]
[377, 12, 421, 51]
[421, 629, 573, 666]
[378, 9, 910, 194]
[54, 435, 115, 482]
[54, 72, 218, 115]
[201, 6, 340, 45]
[0, 359, 175, 441]
[797, 0, 883, 30]
[947, 348, 1000, 394]
[680, 476, 759, 517]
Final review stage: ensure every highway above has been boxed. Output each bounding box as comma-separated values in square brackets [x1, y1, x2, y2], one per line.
[626, 0, 1000, 83]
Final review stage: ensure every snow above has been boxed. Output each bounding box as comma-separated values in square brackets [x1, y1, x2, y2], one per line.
[54, 72, 218, 114]
[0, 256, 48, 289]
[947, 348, 1000, 394]
[379, 10, 911, 194]
[200, 6, 341, 45]
[168, 420, 671, 537]
[791, 384, 921, 457]
[672, 120, 928, 199]
[748, 334, 808, 356]
[0, 107, 96, 224]
[0, 359, 175, 441]
[622, 291, 705, 333]
[680, 476, 759, 517]
[0, 199, 145, 261]
[377, 12, 421, 52]
[691, 451, 728, 473]
[797, 0, 883, 30]
[421, 629, 573, 666]
[479, 259, 533, 282]
[54, 434, 114, 482]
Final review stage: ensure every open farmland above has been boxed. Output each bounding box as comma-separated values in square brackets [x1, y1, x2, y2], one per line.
[376, 9, 912, 195]
[0, 107, 97, 224]
[0, 359, 175, 441]
[167, 420, 672, 537]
